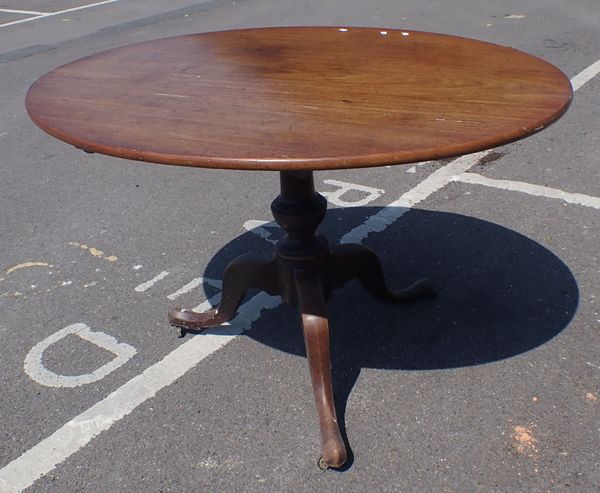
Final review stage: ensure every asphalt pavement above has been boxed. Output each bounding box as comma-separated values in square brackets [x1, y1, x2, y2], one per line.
[1, 0, 599, 491]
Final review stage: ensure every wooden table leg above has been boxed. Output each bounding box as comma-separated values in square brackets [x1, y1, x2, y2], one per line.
[294, 269, 347, 469]
[168, 170, 433, 468]
[168, 252, 279, 335]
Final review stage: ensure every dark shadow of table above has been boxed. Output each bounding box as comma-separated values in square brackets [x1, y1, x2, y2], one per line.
[196, 207, 579, 469]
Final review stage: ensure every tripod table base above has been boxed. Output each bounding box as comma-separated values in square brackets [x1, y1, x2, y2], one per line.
[168, 171, 433, 469]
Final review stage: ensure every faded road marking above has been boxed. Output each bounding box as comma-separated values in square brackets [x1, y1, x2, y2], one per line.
[586, 361, 600, 371]
[321, 179, 385, 207]
[0, 8, 49, 15]
[0, 292, 278, 493]
[24, 323, 137, 388]
[0, 0, 120, 28]
[134, 271, 169, 292]
[5, 262, 52, 275]
[69, 242, 118, 262]
[454, 172, 600, 209]
[341, 150, 489, 244]
[243, 220, 280, 245]
[167, 277, 222, 300]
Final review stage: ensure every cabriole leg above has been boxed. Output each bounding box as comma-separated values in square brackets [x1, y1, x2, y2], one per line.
[295, 269, 347, 469]
[169, 252, 279, 335]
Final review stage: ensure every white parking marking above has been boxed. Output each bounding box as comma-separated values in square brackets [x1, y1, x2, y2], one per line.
[586, 361, 600, 372]
[0, 9, 50, 15]
[1, 59, 598, 493]
[321, 179, 385, 207]
[23, 323, 137, 388]
[167, 277, 222, 300]
[0, 292, 279, 493]
[340, 150, 490, 244]
[243, 219, 279, 244]
[0, 0, 119, 28]
[454, 172, 600, 209]
[134, 271, 169, 292]
[339, 59, 600, 244]
[570, 59, 600, 90]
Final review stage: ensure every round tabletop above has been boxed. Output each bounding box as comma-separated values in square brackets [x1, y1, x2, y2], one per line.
[26, 27, 572, 171]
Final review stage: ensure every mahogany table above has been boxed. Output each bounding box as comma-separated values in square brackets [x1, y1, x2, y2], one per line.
[26, 27, 572, 469]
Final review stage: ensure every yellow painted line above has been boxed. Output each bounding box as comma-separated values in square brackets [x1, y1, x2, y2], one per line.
[5, 262, 52, 275]
[69, 242, 118, 262]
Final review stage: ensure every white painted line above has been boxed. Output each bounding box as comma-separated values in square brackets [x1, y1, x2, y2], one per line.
[167, 277, 204, 300]
[2, 57, 599, 493]
[24, 323, 137, 388]
[454, 173, 600, 209]
[340, 150, 490, 243]
[243, 219, 279, 245]
[0, 9, 49, 15]
[405, 160, 432, 173]
[167, 277, 222, 300]
[0, 16, 42, 28]
[340, 58, 600, 244]
[134, 271, 169, 292]
[0, 0, 119, 28]
[321, 179, 385, 207]
[0, 292, 279, 493]
[570, 59, 600, 91]
[44, 0, 120, 16]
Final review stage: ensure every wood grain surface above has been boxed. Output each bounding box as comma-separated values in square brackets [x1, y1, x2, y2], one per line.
[25, 27, 572, 170]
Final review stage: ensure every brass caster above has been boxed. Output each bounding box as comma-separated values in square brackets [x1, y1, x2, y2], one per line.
[317, 457, 329, 471]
